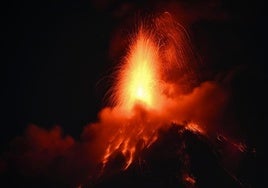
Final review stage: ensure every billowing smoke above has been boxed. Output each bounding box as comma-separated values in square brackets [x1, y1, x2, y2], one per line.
[1, 1, 256, 187]
[1, 125, 96, 187]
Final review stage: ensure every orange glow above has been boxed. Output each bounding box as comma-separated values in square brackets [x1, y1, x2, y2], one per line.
[102, 29, 164, 168]
[113, 28, 162, 111]
[100, 13, 207, 172]
[185, 122, 205, 134]
[99, 107, 163, 171]
[184, 174, 196, 184]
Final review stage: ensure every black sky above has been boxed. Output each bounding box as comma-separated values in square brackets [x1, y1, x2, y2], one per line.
[1, 0, 266, 160]
[1, 1, 114, 148]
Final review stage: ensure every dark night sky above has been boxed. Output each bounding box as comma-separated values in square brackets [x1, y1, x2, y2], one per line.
[1, 0, 266, 158]
[1, 1, 115, 148]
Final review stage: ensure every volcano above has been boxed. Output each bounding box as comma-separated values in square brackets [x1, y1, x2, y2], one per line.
[84, 123, 255, 188]
[0, 121, 256, 188]
[0, 3, 259, 188]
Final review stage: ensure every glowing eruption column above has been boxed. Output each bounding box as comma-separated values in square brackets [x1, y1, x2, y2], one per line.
[114, 28, 161, 111]
[101, 15, 200, 171]
[101, 28, 164, 171]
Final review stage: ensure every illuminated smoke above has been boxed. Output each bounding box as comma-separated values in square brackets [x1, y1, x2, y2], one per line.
[1, 10, 238, 188]
[98, 13, 209, 171]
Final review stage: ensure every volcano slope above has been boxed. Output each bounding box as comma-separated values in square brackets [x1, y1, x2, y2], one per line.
[85, 123, 255, 188]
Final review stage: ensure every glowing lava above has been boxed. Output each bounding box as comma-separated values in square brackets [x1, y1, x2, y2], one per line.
[113, 28, 162, 111]
[100, 28, 164, 171]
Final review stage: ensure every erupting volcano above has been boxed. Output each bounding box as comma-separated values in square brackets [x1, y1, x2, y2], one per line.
[100, 13, 197, 172]
[0, 4, 257, 188]
[87, 13, 255, 188]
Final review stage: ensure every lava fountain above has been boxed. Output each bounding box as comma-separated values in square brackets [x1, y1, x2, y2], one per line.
[112, 27, 162, 112]
[100, 13, 203, 172]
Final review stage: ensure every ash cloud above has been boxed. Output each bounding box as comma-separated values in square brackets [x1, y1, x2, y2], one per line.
[162, 81, 229, 132]
[1, 0, 259, 187]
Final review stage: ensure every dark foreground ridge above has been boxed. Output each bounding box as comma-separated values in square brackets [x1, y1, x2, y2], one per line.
[0, 123, 255, 188]
[85, 124, 255, 188]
